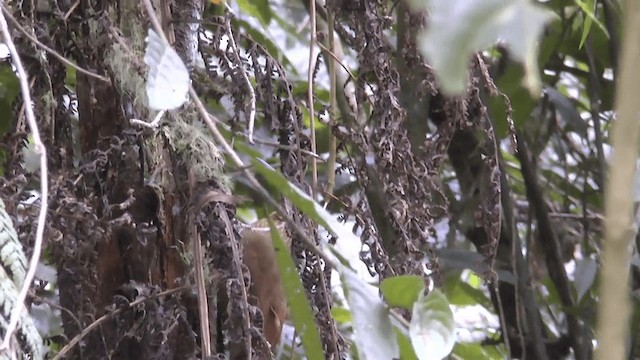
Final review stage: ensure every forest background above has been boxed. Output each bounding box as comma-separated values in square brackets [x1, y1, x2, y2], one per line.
[0, 0, 638, 359]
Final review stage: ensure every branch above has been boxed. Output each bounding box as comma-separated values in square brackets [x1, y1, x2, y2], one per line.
[596, 2, 640, 358]
[0, 6, 49, 353]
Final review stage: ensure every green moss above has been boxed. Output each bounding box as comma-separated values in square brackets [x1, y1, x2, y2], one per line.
[104, 25, 229, 191]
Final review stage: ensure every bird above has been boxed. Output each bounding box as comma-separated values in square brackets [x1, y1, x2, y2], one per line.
[240, 221, 291, 347]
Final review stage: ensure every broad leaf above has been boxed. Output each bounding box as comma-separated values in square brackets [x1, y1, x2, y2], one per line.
[443, 272, 491, 308]
[341, 270, 399, 360]
[380, 275, 425, 310]
[409, 0, 555, 95]
[410, 289, 455, 360]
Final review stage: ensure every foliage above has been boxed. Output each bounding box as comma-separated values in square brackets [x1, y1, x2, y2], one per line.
[0, 0, 632, 359]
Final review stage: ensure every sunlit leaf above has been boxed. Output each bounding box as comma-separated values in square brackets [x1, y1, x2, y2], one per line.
[341, 270, 399, 360]
[574, 257, 598, 302]
[410, 289, 455, 360]
[408, 0, 555, 95]
[144, 29, 189, 111]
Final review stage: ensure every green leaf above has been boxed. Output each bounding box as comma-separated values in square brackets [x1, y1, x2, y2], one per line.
[443, 272, 491, 308]
[380, 275, 425, 310]
[237, 0, 272, 26]
[267, 218, 324, 360]
[575, 0, 609, 49]
[452, 342, 504, 360]
[250, 158, 335, 236]
[64, 65, 77, 90]
[341, 270, 399, 360]
[409, 0, 555, 96]
[410, 289, 455, 360]
[331, 307, 352, 324]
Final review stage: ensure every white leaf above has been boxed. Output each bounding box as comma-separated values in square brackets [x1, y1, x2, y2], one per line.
[574, 257, 597, 302]
[144, 29, 190, 111]
[412, 0, 555, 96]
[341, 270, 399, 360]
[410, 289, 455, 360]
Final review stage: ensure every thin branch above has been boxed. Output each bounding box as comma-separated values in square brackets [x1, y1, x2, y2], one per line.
[0, 4, 110, 83]
[62, 0, 80, 21]
[307, 0, 318, 197]
[324, 3, 338, 200]
[584, 36, 606, 191]
[316, 42, 356, 81]
[188, 219, 212, 355]
[251, 136, 325, 161]
[0, 6, 49, 352]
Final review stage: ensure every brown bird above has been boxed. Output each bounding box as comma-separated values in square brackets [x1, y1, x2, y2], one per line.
[241, 223, 291, 347]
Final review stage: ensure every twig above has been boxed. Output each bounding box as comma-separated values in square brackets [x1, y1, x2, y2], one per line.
[187, 194, 212, 356]
[0, 5, 49, 353]
[324, 4, 337, 199]
[251, 136, 324, 161]
[516, 133, 587, 358]
[62, 0, 80, 21]
[307, 0, 318, 197]
[51, 287, 188, 360]
[316, 42, 356, 81]
[0, 4, 110, 83]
